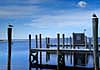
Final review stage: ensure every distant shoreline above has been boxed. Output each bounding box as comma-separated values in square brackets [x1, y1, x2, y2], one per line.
[0, 40, 5, 41]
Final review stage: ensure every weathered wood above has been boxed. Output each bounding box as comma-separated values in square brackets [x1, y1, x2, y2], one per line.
[57, 34, 60, 50]
[46, 37, 50, 62]
[72, 33, 76, 66]
[70, 36, 72, 48]
[62, 34, 65, 66]
[92, 14, 99, 70]
[62, 34, 65, 48]
[31, 48, 100, 54]
[57, 34, 65, 70]
[35, 35, 38, 64]
[29, 34, 31, 70]
[85, 36, 87, 49]
[7, 28, 12, 70]
[36, 35, 38, 48]
[47, 44, 100, 47]
[39, 34, 42, 65]
[31, 64, 94, 70]
[57, 33, 60, 70]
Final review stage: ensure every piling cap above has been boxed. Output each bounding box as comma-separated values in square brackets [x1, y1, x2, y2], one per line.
[92, 14, 97, 18]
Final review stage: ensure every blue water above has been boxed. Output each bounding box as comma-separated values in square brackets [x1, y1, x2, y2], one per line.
[0, 38, 100, 70]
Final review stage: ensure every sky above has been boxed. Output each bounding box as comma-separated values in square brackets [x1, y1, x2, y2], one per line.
[0, 0, 100, 39]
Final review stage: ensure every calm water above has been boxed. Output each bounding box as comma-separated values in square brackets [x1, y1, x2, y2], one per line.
[0, 39, 100, 70]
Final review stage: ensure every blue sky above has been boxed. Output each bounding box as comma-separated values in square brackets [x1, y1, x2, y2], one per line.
[0, 0, 100, 39]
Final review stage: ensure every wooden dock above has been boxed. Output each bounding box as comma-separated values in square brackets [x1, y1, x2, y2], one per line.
[31, 48, 100, 54]
[31, 64, 94, 70]
[28, 33, 100, 70]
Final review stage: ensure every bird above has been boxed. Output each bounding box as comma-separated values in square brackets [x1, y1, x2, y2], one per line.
[8, 24, 13, 27]
[93, 13, 97, 17]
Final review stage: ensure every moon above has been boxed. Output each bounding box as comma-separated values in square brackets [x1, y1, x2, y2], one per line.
[78, 1, 87, 8]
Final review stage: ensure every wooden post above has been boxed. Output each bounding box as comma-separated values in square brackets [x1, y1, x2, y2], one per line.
[66, 37, 68, 48]
[62, 34, 65, 66]
[46, 37, 50, 62]
[39, 34, 42, 65]
[46, 37, 48, 63]
[46, 37, 50, 48]
[57, 34, 60, 50]
[72, 33, 76, 67]
[46, 37, 48, 48]
[85, 36, 87, 49]
[84, 35, 88, 66]
[89, 38, 91, 50]
[29, 34, 31, 70]
[62, 34, 65, 48]
[69, 36, 72, 64]
[70, 36, 72, 49]
[36, 35, 38, 48]
[35, 35, 38, 64]
[7, 28, 12, 70]
[57, 33, 60, 70]
[92, 14, 99, 70]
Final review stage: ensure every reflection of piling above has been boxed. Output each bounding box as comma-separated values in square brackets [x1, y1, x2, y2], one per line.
[92, 14, 99, 70]
[46, 37, 50, 62]
[39, 34, 42, 65]
[7, 28, 12, 70]
[29, 34, 31, 70]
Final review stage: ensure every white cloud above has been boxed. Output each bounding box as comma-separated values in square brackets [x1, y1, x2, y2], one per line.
[24, 9, 100, 37]
[78, 1, 87, 8]
[25, 10, 92, 29]
[0, 6, 40, 18]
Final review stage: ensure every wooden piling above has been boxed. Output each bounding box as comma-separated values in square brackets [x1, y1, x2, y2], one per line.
[70, 36, 72, 49]
[29, 34, 31, 70]
[57, 33, 60, 70]
[72, 33, 76, 67]
[57, 34, 60, 50]
[66, 37, 68, 48]
[46, 37, 48, 48]
[85, 36, 87, 49]
[36, 35, 38, 48]
[46, 37, 50, 48]
[35, 35, 38, 64]
[69, 36, 72, 65]
[46, 37, 48, 62]
[7, 28, 12, 70]
[92, 14, 99, 70]
[62, 34, 65, 48]
[39, 34, 42, 65]
[89, 38, 91, 50]
[46, 37, 50, 62]
[62, 34, 65, 66]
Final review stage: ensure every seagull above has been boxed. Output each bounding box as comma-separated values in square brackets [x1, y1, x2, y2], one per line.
[93, 13, 97, 17]
[8, 24, 13, 27]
